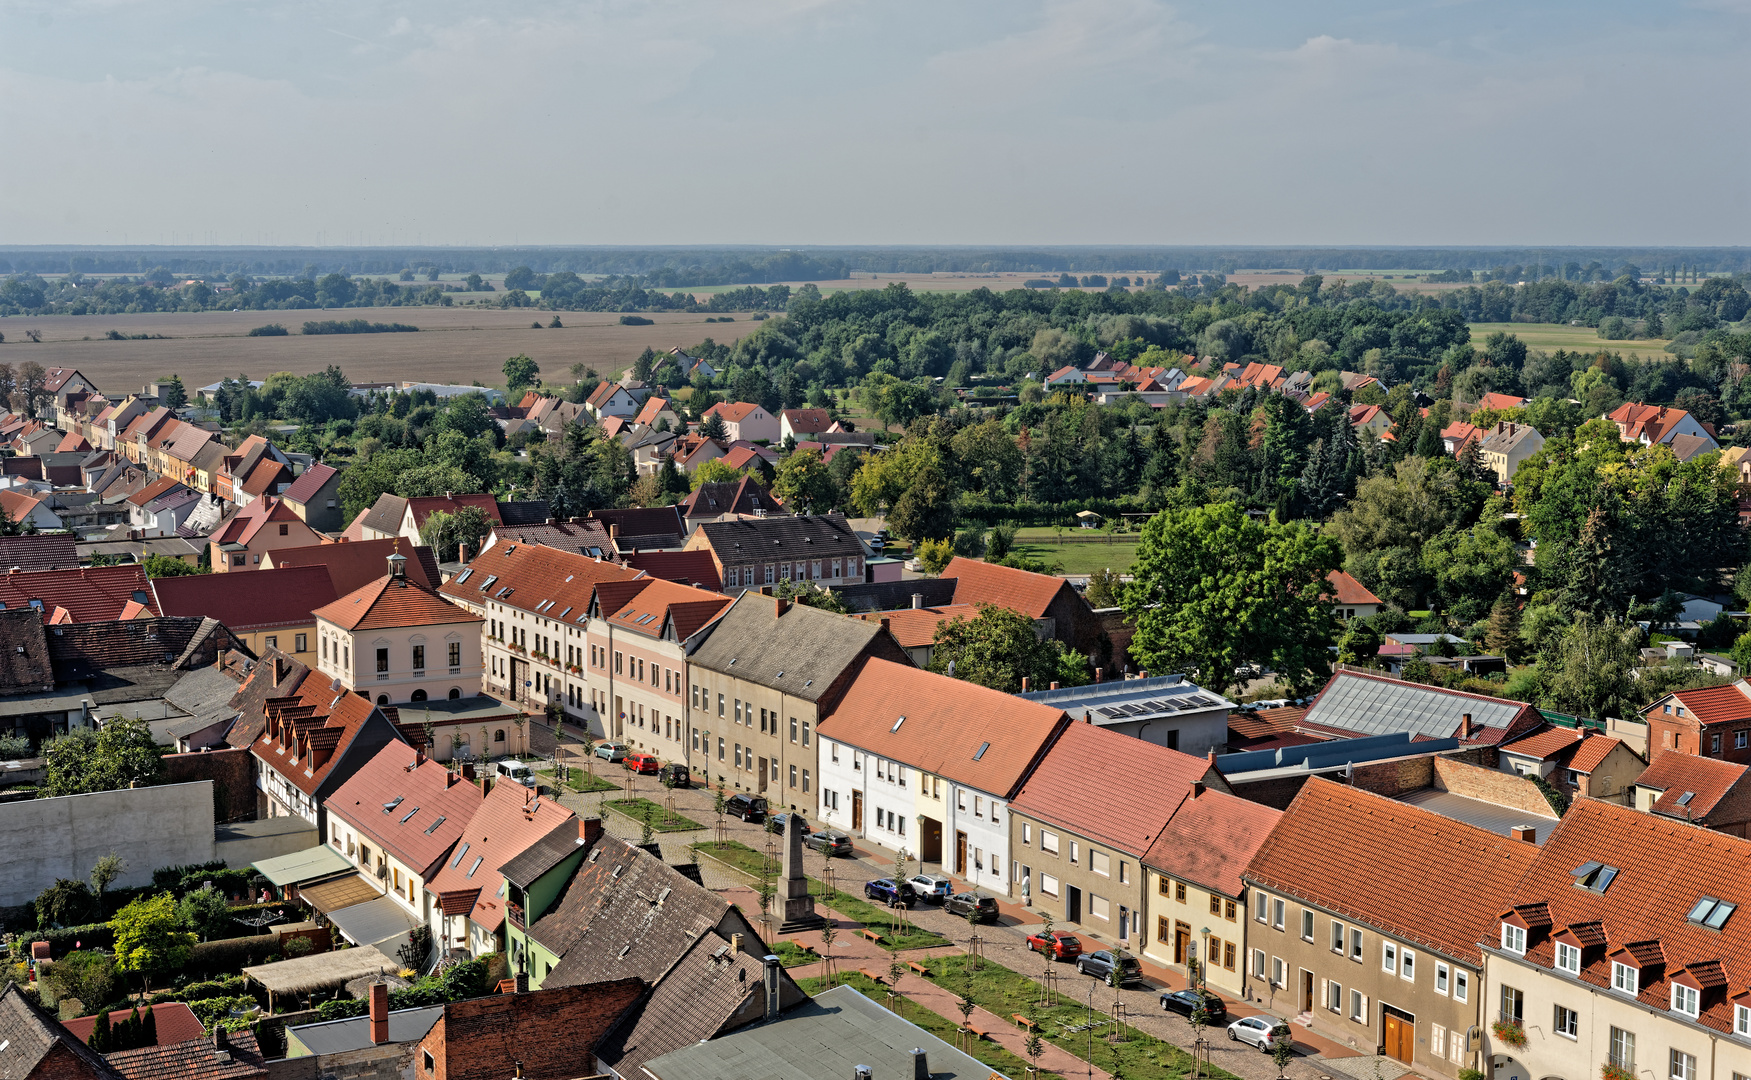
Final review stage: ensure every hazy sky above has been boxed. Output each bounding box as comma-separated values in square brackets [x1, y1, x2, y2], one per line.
[3, 0, 1748, 248]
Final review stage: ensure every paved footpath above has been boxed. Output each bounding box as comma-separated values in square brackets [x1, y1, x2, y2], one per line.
[544, 770, 1421, 1080]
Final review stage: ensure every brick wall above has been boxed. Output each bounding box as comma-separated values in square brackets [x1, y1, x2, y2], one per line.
[1229, 749, 1505, 811]
[526, 719, 556, 758]
[1433, 756, 1554, 817]
[164, 746, 256, 822]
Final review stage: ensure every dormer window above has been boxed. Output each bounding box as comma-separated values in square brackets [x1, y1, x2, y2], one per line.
[1613, 962, 1639, 996]
[1735, 1003, 1750, 1037]
[1672, 983, 1700, 1018]
[1555, 942, 1581, 975]
[1501, 923, 1527, 954]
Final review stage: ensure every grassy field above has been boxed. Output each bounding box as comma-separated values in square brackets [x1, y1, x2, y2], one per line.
[537, 766, 618, 793]
[1009, 528, 1141, 576]
[1, 307, 763, 389]
[604, 798, 702, 833]
[1467, 321, 1672, 354]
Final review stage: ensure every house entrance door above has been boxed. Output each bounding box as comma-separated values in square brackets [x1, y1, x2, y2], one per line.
[851, 790, 863, 830]
[758, 758, 768, 792]
[1300, 969, 1314, 1014]
[955, 831, 968, 876]
[920, 819, 942, 863]
[1173, 922, 1190, 965]
[1382, 1007, 1415, 1064]
[1067, 886, 1081, 924]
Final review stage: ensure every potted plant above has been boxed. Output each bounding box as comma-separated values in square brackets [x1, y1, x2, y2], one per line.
[1492, 1018, 1528, 1049]
[1602, 1066, 1634, 1080]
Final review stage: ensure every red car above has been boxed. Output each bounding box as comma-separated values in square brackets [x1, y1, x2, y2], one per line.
[624, 753, 660, 774]
[1026, 930, 1082, 960]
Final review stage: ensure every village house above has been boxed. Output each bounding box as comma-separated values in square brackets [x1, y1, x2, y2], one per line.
[1608, 401, 1718, 452]
[1477, 421, 1545, 485]
[579, 576, 730, 763]
[1630, 750, 1751, 836]
[584, 381, 646, 420]
[1016, 673, 1234, 758]
[1242, 778, 1539, 1078]
[1642, 683, 1751, 762]
[702, 401, 780, 443]
[676, 476, 782, 532]
[155, 564, 337, 662]
[684, 513, 866, 591]
[1482, 799, 1751, 1080]
[208, 496, 327, 571]
[686, 592, 910, 808]
[818, 658, 1068, 895]
[280, 462, 344, 532]
[1327, 570, 1383, 621]
[251, 678, 408, 827]
[312, 551, 486, 710]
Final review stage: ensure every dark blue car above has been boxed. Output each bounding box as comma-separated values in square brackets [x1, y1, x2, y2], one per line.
[863, 878, 917, 907]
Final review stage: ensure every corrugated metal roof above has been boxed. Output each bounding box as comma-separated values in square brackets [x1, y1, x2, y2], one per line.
[1303, 672, 1523, 738]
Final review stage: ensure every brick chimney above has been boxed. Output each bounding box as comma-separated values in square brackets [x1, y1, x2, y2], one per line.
[1095, 668, 1104, 683]
[774, 596, 791, 618]
[1207, 748, 1218, 767]
[1460, 712, 1474, 739]
[457, 542, 469, 565]
[1049, 681, 1059, 691]
[1510, 824, 1537, 844]
[1020, 677, 1030, 692]
[1190, 780, 1205, 798]
[581, 816, 603, 846]
[369, 982, 389, 1044]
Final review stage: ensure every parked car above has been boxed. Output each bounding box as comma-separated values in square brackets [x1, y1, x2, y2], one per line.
[768, 813, 813, 836]
[863, 878, 917, 907]
[493, 759, 536, 788]
[805, 829, 853, 856]
[1077, 950, 1144, 987]
[907, 874, 953, 903]
[944, 893, 999, 923]
[594, 742, 628, 762]
[1227, 1016, 1294, 1053]
[725, 793, 768, 822]
[1025, 930, 1082, 960]
[1160, 988, 1226, 1023]
[659, 763, 691, 788]
[623, 753, 660, 774]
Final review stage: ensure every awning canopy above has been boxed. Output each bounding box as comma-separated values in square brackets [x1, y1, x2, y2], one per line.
[299, 874, 381, 914]
[244, 944, 398, 996]
[326, 895, 423, 951]
[253, 845, 353, 888]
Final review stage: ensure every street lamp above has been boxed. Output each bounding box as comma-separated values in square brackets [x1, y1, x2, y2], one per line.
[1200, 927, 1211, 992]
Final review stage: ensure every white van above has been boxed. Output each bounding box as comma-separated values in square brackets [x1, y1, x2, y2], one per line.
[494, 759, 536, 788]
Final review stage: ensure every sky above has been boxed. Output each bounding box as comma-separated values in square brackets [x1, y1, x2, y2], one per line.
[3, 0, 1749, 248]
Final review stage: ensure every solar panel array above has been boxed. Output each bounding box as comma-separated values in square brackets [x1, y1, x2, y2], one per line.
[1093, 693, 1225, 721]
[1303, 673, 1522, 738]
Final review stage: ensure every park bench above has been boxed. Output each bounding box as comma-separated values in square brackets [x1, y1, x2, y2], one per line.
[1012, 1014, 1038, 1032]
[962, 1024, 991, 1041]
[860, 928, 884, 944]
[908, 960, 931, 977]
[859, 968, 887, 985]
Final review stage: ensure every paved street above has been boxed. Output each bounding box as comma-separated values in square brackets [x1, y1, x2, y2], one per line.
[543, 761, 1402, 1080]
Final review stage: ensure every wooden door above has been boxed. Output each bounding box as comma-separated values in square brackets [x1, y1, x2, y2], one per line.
[1300, 970, 1314, 1013]
[758, 758, 768, 792]
[1173, 922, 1190, 965]
[955, 831, 968, 875]
[1383, 1010, 1414, 1064]
[852, 790, 863, 830]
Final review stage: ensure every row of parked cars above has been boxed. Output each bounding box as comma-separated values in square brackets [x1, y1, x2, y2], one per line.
[861, 875, 1001, 922]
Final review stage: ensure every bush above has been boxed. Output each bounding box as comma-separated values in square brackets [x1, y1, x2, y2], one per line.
[317, 998, 367, 1021]
[246, 324, 289, 337]
[148, 976, 248, 1006]
[300, 320, 418, 335]
[618, 315, 653, 326]
[185, 937, 281, 980]
[152, 861, 228, 892]
[35, 879, 96, 928]
[187, 995, 258, 1033]
[30, 922, 114, 958]
[0, 734, 31, 760]
[915, 537, 954, 574]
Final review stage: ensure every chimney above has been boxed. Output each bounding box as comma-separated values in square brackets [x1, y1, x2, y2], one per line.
[1190, 780, 1205, 798]
[515, 970, 528, 994]
[1049, 681, 1060, 691]
[1510, 824, 1537, 845]
[911, 593, 923, 609]
[762, 954, 782, 1021]
[1460, 712, 1473, 739]
[213, 1028, 231, 1061]
[855, 1068, 873, 1080]
[879, 617, 890, 636]
[1139, 670, 1148, 679]
[461, 761, 476, 780]
[445, 768, 460, 789]
[457, 542, 469, 565]
[1083, 709, 1092, 725]
[730, 933, 742, 957]
[774, 596, 791, 618]
[1207, 748, 1218, 767]
[581, 816, 603, 846]
[369, 982, 389, 1044]
[1095, 667, 1105, 683]
[911, 1048, 929, 1080]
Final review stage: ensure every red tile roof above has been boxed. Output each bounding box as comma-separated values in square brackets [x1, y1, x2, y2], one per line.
[154, 566, 338, 633]
[1145, 783, 1283, 898]
[1477, 392, 1528, 412]
[945, 556, 1072, 619]
[403, 494, 502, 531]
[312, 574, 480, 632]
[820, 658, 1068, 798]
[703, 401, 764, 423]
[326, 745, 485, 877]
[281, 463, 338, 506]
[0, 488, 44, 523]
[440, 542, 641, 623]
[263, 538, 442, 594]
[55, 432, 92, 454]
[425, 781, 577, 930]
[126, 476, 189, 509]
[62, 1004, 204, 1048]
[1500, 725, 1583, 762]
[1245, 776, 1539, 964]
[599, 578, 730, 642]
[1633, 750, 1750, 820]
[1566, 734, 1624, 774]
[631, 396, 673, 427]
[209, 496, 306, 547]
[253, 684, 392, 797]
[851, 604, 982, 649]
[1325, 570, 1380, 606]
[1497, 798, 1751, 1037]
[104, 1028, 267, 1080]
[618, 550, 722, 591]
[780, 408, 832, 434]
[1651, 684, 1751, 727]
[0, 564, 158, 623]
[1012, 720, 1226, 855]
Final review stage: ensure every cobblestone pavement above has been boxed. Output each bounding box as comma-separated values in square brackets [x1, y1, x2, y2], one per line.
[541, 767, 1415, 1080]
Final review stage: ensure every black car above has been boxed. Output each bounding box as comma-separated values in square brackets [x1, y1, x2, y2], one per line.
[944, 892, 999, 923]
[768, 813, 812, 836]
[805, 829, 853, 856]
[863, 878, 917, 907]
[725, 794, 768, 822]
[1076, 950, 1144, 987]
[659, 763, 691, 788]
[1160, 988, 1227, 1023]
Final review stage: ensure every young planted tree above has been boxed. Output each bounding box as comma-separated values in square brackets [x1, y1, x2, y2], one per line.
[713, 784, 729, 843]
[889, 847, 911, 934]
[1270, 1024, 1296, 1079]
[755, 860, 778, 937]
[89, 853, 126, 919]
[887, 958, 907, 1014]
[819, 920, 838, 988]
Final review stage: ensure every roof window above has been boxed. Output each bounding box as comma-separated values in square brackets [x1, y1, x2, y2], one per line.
[382, 796, 403, 813]
[478, 575, 497, 593]
[423, 815, 447, 835]
[1572, 861, 1620, 893]
[974, 742, 991, 760]
[1689, 896, 1737, 929]
[451, 841, 471, 868]
[399, 806, 420, 824]
[455, 569, 473, 584]
[891, 715, 906, 733]
[467, 855, 484, 879]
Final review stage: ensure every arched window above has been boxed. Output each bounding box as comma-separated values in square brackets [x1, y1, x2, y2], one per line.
[377, 695, 389, 706]
[411, 689, 428, 702]
[494, 729, 506, 743]
[448, 687, 462, 700]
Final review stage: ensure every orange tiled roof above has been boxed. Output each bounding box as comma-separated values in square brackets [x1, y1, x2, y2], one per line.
[1651, 684, 1751, 727]
[1632, 750, 1749, 819]
[440, 542, 641, 623]
[599, 577, 731, 641]
[1477, 392, 1528, 412]
[314, 573, 480, 632]
[327, 745, 485, 876]
[1325, 570, 1380, 606]
[851, 604, 982, 649]
[945, 556, 1071, 619]
[1500, 725, 1583, 762]
[254, 687, 392, 797]
[819, 658, 1067, 798]
[1567, 734, 1624, 774]
[427, 780, 577, 930]
[704, 401, 763, 423]
[1145, 782, 1283, 899]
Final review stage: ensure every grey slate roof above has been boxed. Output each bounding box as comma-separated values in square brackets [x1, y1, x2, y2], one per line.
[643, 984, 1002, 1080]
[594, 932, 770, 1079]
[0, 533, 79, 572]
[828, 577, 958, 613]
[359, 493, 409, 537]
[0, 982, 126, 1080]
[495, 500, 551, 527]
[285, 1006, 443, 1055]
[1302, 671, 1527, 739]
[499, 825, 586, 888]
[687, 591, 890, 703]
[695, 513, 863, 566]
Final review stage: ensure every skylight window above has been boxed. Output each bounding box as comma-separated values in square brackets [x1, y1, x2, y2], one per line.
[400, 806, 420, 824]
[1677, 791, 1696, 807]
[891, 715, 906, 733]
[974, 741, 991, 761]
[382, 796, 403, 813]
[479, 575, 497, 592]
[467, 855, 484, 878]
[451, 842, 470, 868]
[1574, 863, 1620, 894]
[455, 569, 473, 584]
[423, 815, 447, 835]
[1689, 897, 1737, 929]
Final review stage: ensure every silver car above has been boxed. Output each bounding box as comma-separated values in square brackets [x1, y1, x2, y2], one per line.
[1227, 1015, 1293, 1053]
[907, 874, 953, 903]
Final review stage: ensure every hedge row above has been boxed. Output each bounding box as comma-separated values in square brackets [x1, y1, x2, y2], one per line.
[186, 936, 283, 980]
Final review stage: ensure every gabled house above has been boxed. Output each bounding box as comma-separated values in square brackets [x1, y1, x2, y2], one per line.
[584, 577, 730, 761]
[662, 347, 717, 381]
[0, 563, 159, 624]
[1477, 421, 1545, 485]
[630, 395, 679, 431]
[155, 565, 337, 661]
[1630, 750, 1751, 836]
[1327, 570, 1383, 621]
[423, 778, 578, 957]
[1481, 799, 1751, 1080]
[1348, 403, 1391, 436]
[584, 381, 645, 420]
[478, 519, 612, 561]
[1476, 392, 1528, 412]
[1243, 777, 1539, 1077]
[778, 408, 832, 441]
[262, 538, 444, 595]
[311, 552, 485, 709]
[1641, 682, 1751, 762]
[818, 658, 1069, 896]
[944, 555, 1108, 661]
[1441, 421, 1484, 455]
[207, 496, 326, 572]
[0, 488, 63, 531]
[1007, 718, 1234, 951]
[684, 513, 864, 591]
[251, 683, 408, 828]
[702, 401, 779, 444]
[1608, 401, 1718, 451]
[281, 462, 344, 532]
[677, 476, 781, 531]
